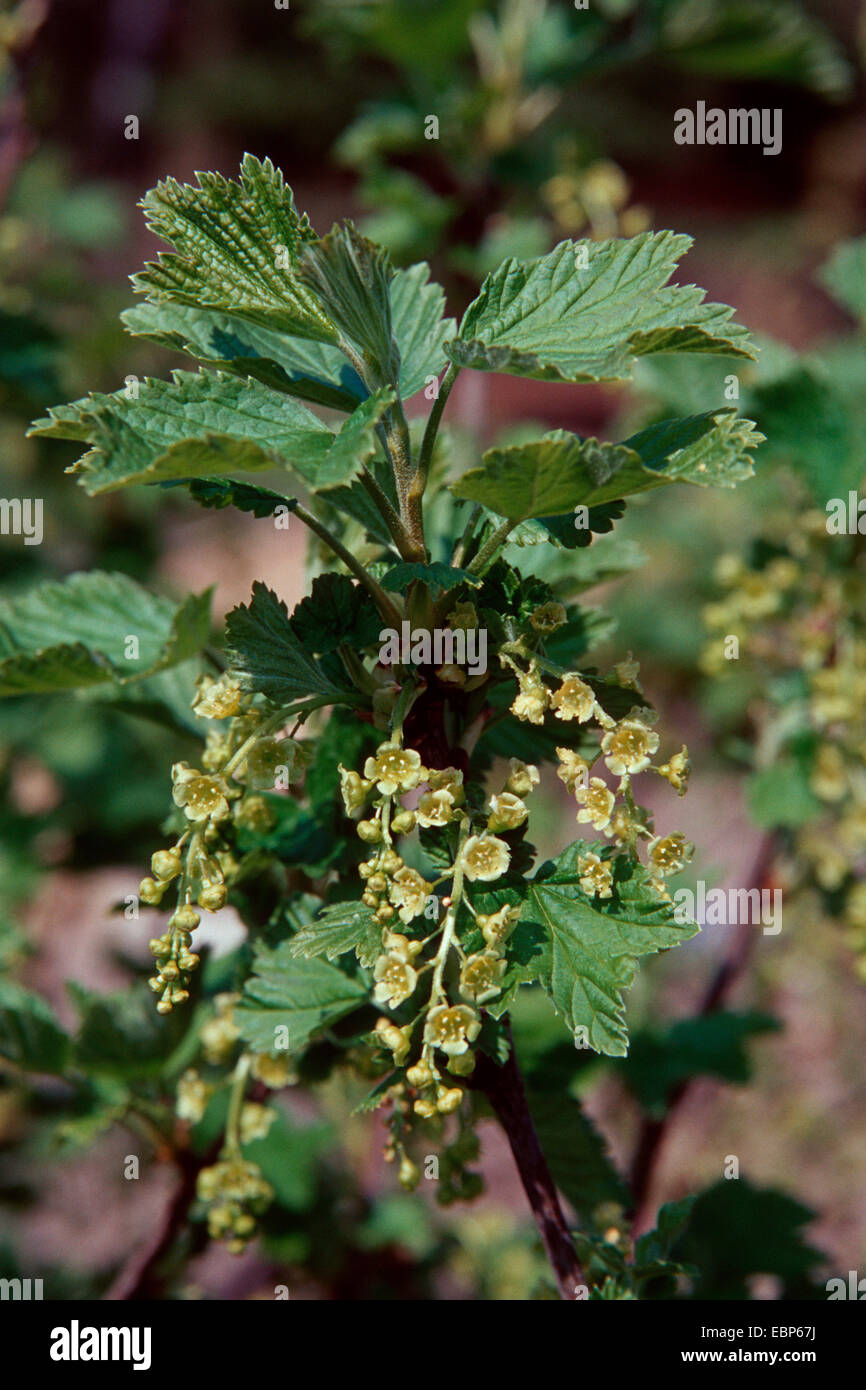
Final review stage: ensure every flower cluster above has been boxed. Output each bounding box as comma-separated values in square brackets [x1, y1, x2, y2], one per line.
[196, 1156, 274, 1254]
[138, 676, 305, 1012]
[342, 734, 541, 1154]
[703, 516, 866, 977]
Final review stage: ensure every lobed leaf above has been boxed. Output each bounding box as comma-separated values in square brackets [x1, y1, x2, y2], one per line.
[452, 409, 762, 520]
[225, 581, 357, 706]
[0, 572, 210, 696]
[447, 231, 755, 384]
[29, 371, 395, 496]
[521, 841, 698, 1056]
[236, 939, 369, 1055]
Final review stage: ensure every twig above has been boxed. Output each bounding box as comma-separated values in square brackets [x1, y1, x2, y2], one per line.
[473, 1024, 584, 1300]
[104, 1143, 215, 1300]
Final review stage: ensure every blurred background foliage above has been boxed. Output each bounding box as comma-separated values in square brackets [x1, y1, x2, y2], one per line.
[0, 0, 865, 1300]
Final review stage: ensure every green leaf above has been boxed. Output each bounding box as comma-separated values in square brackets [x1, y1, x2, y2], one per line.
[121, 300, 365, 413]
[30, 371, 395, 495]
[750, 366, 862, 500]
[521, 842, 698, 1056]
[234, 798, 339, 876]
[452, 410, 762, 520]
[236, 940, 369, 1055]
[243, 1111, 332, 1211]
[70, 983, 188, 1078]
[120, 260, 453, 409]
[0, 979, 69, 1072]
[747, 759, 823, 829]
[820, 236, 866, 319]
[0, 572, 210, 696]
[289, 900, 381, 966]
[389, 261, 456, 399]
[447, 232, 754, 384]
[160, 476, 297, 519]
[619, 1011, 780, 1114]
[672, 1179, 823, 1299]
[527, 1089, 629, 1212]
[300, 221, 400, 392]
[225, 581, 358, 706]
[133, 154, 337, 343]
[381, 561, 480, 595]
[290, 573, 382, 654]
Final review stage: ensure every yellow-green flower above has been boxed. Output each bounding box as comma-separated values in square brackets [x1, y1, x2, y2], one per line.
[461, 833, 511, 882]
[193, 673, 244, 720]
[487, 792, 528, 832]
[647, 833, 694, 877]
[388, 869, 432, 924]
[415, 787, 456, 827]
[578, 852, 613, 899]
[363, 743, 425, 796]
[176, 1069, 210, 1123]
[657, 746, 691, 796]
[574, 777, 615, 832]
[373, 954, 418, 1008]
[601, 718, 659, 777]
[429, 767, 465, 804]
[555, 747, 591, 792]
[479, 903, 521, 947]
[506, 759, 540, 797]
[529, 601, 567, 633]
[550, 673, 596, 722]
[240, 1102, 276, 1145]
[172, 763, 231, 823]
[459, 951, 507, 1004]
[424, 1003, 481, 1057]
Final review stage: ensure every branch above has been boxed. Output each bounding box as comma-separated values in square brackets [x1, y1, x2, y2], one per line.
[292, 501, 403, 627]
[413, 363, 460, 508]
[104, 1142, 215, 1300]
[473, 1024, 584, 1300]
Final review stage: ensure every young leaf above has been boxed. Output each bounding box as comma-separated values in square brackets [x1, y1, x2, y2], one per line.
[300, 221, 400, 392]
[70, 983, 188, 1078]
[225, 581, 357, 706]
[819, 234, 866, 319]
[289, 900, 381, 966]
[30, 371, 395, 495]
[0, 979, 70, 1072]
[121, 300, 365, 413]
[452, 409, 762, 520]
[447, 232, 754, 383]
[236, 940, 369, 1055]
[121, 259, 453, 409]
[381, 561, 480, 595]
[133, 154, 337, 342]
[160, 476, 298, 519]
[0, 572, 210, 696]
[521, 842, 698, 1056]
[290, 573, 382, 654]
[527, 1089, 630, 1211]
[618, 1011, 780, 1113]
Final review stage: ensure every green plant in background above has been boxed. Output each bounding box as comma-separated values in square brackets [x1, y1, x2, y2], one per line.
[696, 236, 866, 980]
[2, 153, 836, 1300]
[304, 0, 852, 280]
